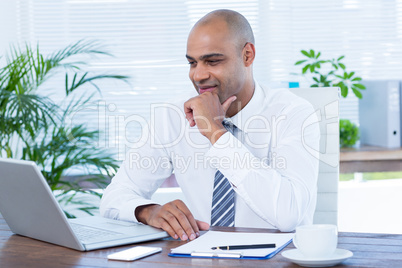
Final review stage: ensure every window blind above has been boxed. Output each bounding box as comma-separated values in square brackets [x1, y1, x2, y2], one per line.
[7, 0, 402, 160]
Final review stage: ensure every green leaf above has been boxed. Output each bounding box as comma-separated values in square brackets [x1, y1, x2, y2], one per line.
[337, 55, 345, 61]
[301, 50, 310, 58]
[340, 86, 348, 97]
[66, 73, 129, 95]
[310, 65, 315, 73]
[348, 71, 355, 79]
[339, 63, 346, 70]
[352, 87, 363, 99]
[316, 52, 321, 59]
[313, 77, 319, 83]
[351, 77, 362, 81]
[353, 83, 366, 89]
[295, 60, 307, 65]
[302, 65, 310, 74]
[65, 73, 69, 95]
[310, 49, 315, 58]
[311, 84, 319, 87]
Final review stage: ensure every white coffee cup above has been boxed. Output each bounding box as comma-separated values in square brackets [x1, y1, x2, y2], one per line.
[293, 224, 338, 258]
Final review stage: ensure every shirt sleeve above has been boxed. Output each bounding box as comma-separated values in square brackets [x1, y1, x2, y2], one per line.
[205, 104, 320, 232]
[99, 125, 173, 223]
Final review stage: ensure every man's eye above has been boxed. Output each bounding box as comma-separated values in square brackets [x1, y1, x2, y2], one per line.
[188, 61, 196, 66]
[207, 60, 221, 65]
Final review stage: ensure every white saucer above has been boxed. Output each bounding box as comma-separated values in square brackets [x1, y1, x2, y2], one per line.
[281, 248, 353, 267]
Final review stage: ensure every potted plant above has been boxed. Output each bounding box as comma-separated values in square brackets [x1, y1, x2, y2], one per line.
[339, 119, 359, 148]
[0, 40, 128, 217]
[294, 49, 365, 98]
[294, 49, 364, 147]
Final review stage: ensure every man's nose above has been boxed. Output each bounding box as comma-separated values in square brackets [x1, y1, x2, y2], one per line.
[192, 64, 210, 82]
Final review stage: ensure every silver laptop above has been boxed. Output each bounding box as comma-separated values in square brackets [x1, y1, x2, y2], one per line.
[0, 158, 168, 251]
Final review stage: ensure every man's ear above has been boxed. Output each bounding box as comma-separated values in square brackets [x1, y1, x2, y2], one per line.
[243, 42, 256, 67]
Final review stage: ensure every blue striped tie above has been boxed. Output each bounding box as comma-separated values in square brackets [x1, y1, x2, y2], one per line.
[210, 119, 236, 227]
[211, 170, 235, 226]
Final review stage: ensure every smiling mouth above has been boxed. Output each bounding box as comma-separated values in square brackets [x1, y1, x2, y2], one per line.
[198, 86, 217, 94]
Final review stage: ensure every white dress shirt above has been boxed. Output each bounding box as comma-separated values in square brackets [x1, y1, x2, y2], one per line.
[100, 82, 320, 232]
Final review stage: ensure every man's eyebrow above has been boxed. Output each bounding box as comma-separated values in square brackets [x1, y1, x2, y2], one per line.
[186, 54, 195, 61]
[185, 53, 224, 61]
[199, 53, 224, 60]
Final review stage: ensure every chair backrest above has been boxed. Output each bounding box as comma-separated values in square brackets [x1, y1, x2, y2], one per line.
[290, 87, 340, 225]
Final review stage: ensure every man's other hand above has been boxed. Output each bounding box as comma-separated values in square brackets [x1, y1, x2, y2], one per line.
[135, 200, 210, 240]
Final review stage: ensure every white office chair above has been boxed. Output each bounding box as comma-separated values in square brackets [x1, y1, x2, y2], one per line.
[152, 87, 340, 225]
[290, 87, 340, 225]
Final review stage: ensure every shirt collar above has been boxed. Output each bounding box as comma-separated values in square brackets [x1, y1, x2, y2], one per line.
[227, 81, 266, 133]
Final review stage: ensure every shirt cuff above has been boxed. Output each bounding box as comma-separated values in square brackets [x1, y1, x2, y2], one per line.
[205, 132, 254, 186]
[120, 199, 159, 223]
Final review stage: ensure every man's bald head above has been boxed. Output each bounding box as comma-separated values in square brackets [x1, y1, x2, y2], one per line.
[192, 9, 255, 50]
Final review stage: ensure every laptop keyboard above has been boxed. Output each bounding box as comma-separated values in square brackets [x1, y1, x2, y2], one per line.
[70, 223, 124, 243]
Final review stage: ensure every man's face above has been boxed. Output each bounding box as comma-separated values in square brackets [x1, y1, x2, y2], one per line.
[186, 21, 247, 104]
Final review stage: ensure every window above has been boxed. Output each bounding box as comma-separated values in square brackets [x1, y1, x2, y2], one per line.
[4, 0, 402, 159]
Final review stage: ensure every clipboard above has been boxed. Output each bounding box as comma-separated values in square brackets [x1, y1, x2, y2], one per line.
[168, 231, 294, 260]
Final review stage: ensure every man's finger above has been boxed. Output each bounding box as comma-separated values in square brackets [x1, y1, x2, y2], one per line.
[175, 200, 200, 238]
[221, 95, 237, 113]
[169, 203, 197, 240]
[159, 218, 179, 239]
[185, 114, 196, 127]
[162, 209, 189, 241]
[184, 101, 196, 127]
[196, 220, 210, 231]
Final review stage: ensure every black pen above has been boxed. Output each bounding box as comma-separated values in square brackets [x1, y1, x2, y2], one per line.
[211, 243, 276, 250]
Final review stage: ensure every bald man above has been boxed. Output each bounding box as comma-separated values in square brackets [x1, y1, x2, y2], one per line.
[100, 10, 319, 241]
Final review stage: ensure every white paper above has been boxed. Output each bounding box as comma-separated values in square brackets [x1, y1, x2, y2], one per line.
[170, 231, 294, 258]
